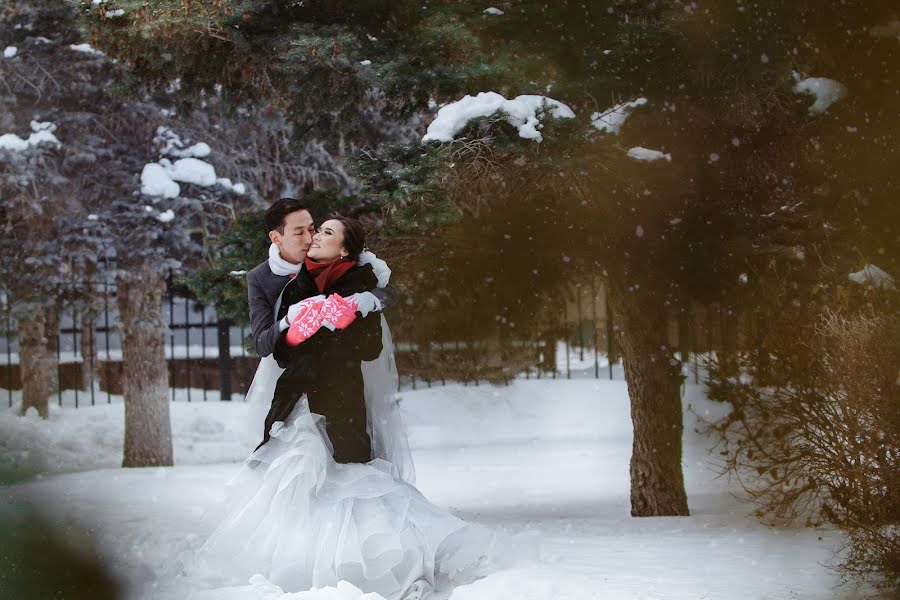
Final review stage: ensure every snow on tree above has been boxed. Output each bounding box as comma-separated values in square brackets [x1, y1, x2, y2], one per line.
[1, 0, 255, 466]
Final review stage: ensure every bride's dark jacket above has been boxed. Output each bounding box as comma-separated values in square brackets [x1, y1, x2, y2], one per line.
[268, 262, 383, 463]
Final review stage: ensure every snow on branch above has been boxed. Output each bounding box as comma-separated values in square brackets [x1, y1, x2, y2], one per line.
[423, 92, 575, 143]
[627, 147, 671, 162]
[0, 121, 61, 152]
[793, 77, 846, 115]
[591, 98, 647, 134]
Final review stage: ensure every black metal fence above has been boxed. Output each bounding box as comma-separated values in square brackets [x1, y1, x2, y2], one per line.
[1, 275, 256, 409]
[2, 277, 725, 408]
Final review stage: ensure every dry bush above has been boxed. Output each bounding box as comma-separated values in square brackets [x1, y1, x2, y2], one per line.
[707, 310, 899, 592]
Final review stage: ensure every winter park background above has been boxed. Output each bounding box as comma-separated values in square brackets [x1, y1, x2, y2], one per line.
[1, 1, 898, 599]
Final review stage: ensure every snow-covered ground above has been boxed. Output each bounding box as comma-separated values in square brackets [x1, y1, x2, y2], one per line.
[0, 380, 872, 600]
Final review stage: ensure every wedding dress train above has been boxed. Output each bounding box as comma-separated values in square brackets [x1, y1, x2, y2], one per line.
[194, 319, 505, 599]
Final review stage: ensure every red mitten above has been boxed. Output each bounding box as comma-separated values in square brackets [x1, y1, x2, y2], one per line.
[285, 297, 326, 346]
[320, 294, 358, 331]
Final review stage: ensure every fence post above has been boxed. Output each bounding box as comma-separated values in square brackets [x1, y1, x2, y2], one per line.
[606, 285, 615, 381]
[185, 297, 191, 403]
[5, 307, 12, 408]
[217, 319, 233, 401]
[201, 304, 208, 402]
[591, 277, 599, 379]
[168, 271, 176, 402]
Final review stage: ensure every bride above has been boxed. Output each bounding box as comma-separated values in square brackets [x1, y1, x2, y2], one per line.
[195, 215, 506, 599]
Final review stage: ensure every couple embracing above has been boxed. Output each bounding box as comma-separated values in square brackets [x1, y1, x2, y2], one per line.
[194, 199, 523, 599]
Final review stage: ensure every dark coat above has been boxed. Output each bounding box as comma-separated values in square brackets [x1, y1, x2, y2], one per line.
[265, 263, 383, 463]
[246, 260, 293, 358]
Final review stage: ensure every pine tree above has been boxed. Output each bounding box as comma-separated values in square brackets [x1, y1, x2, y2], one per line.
[2, 0, 256, 465]
[84, 0, 899, 520]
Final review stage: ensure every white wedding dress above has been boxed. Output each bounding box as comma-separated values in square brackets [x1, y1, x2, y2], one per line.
[193, 317, 504, 599]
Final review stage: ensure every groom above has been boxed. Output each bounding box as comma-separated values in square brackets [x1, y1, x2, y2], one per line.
[247, 198, 387, 448]
[247, 198, 315, 359]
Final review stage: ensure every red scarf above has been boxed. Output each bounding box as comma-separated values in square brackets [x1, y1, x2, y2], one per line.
[304, 256, 357, 293]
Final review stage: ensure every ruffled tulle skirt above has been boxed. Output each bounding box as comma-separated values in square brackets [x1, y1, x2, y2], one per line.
[195, 398, 500, 599]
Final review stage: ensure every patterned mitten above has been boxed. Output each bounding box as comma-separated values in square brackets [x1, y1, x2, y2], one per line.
[319, 293, 358, 331]
[285, 297, 326, 346]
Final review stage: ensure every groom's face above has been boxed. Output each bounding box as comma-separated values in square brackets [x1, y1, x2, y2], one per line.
[271, 209, 315, 264]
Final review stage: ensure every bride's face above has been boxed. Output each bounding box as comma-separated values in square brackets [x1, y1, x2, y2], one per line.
[307, 219, 347, 263]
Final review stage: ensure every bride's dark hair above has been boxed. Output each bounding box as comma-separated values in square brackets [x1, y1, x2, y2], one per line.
[328, 213, 366, 260]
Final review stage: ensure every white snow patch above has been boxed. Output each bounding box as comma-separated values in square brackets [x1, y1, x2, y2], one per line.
[27, 129, 61, 147]
[3, 46, 18, 58]
[627, 147, 671, 162]
[0, 380, 852, 600]
[359, 59, 371, 66]
[141, 163, 180, 198]
[154, 127, 211, 158]
[157, 209, 175, 223]
[216, 178, 246, 195]
[107, 8, 125, 17]
[177, 142, 211, 158]
[635, 225, 645, 237]
[0, 121, 61, 152]
[31, 121, 56, 133]
[484, 7, 504, 15]
[69, 43, 104, 56]
[423, 92, 575, 143]
[0, 134, 30, 152]
[793, 78, 846, 115]
[167, 158, 218, 187]
[848, 264, 895, 289]
[590, 98, 647, 134]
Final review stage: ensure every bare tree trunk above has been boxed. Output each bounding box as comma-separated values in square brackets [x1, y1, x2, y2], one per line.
[19, 314, 50, 418]
[79, 306, 99, 391]
[718, 305, 739, 376]
[608, 282, 689, 517]
[45, 304, 60, 399]
[677, 305, 693, 364]
[117, 267, 173, 467]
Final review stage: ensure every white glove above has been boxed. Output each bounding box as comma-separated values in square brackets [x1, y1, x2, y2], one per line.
[351, 291, 383, 317]
[281, 295, 325, 330]
[358, 250, 391, 287]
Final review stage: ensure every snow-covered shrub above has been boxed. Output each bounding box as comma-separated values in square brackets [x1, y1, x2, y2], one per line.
[707, 310, 899, 592]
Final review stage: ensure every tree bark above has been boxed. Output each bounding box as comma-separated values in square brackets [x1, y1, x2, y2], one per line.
[117, 267, 173, 467]
[45, 304, 60, 399]
[608, 282, 689, 517]
[79, 309, 99, 392]
[19, 314, 50, 418]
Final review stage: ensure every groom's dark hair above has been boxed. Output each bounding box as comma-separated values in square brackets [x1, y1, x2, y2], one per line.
[265, 198, 308, 234]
